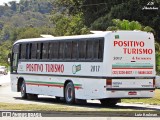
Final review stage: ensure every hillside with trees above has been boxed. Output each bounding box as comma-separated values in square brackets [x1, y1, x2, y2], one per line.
[53, 0, 159, 39]
[0, 0, 160, 72]
[0, 0, 55, 42]
[0, 0, 55, 66]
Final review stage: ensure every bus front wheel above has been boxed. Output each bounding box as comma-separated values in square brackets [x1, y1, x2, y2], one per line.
[64, 82, 75, 104]
[20, 81, 27, 99]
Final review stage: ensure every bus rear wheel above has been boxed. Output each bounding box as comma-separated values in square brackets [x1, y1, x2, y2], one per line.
[64, 82, 75, 104]
[27, 94, 38, 100]
[20, 81, 27, 99]
[100, 98, 120, 107]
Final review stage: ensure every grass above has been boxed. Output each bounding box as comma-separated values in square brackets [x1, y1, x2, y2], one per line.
[0, 102, 140, 111]
[122, 89, 160, 105]
[1, 103, 160, 117]
[0, 102, 159, 112]
[0, 103, 82, 111]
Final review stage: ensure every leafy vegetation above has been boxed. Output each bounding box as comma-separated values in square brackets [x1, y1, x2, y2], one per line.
[50, 13, 89, 36]
[107, 19, 154, 32]
[0, 0, 55, 66]
[53, 0, 159, 38]
[0, 41, 12, 66]
[0, 0, 160, 73]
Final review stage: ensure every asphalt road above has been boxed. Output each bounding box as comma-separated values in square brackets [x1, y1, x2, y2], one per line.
[0, 74, 160, 115]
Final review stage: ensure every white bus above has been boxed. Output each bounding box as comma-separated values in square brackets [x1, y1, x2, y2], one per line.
[10, 31, 155, 106]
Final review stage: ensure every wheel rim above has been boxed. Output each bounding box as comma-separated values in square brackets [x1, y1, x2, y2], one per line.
[66, 86, 73, 102]
[21, 83, 25, 96]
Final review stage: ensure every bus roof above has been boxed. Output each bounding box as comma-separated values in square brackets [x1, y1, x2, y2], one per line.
[13, 30, 150, 45]
[14, 31, 111, 45]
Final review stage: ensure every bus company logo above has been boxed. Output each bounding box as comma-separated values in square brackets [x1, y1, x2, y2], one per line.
[72, 64, 81, 74]
[142, 1, 158, 10]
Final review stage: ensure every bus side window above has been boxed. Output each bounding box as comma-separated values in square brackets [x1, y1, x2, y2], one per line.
[72, 41, 78, 59]
[59, 42, 64, 59]
[42, 42, 49, 59]
[20, 44, 26, 59]
[93, 40, 99, 60]
[49, 42, 59, 59]
[26, 43, 31, 59]
[78, 40, 86, 59]
[65, 41, 72, 59]
[86, 40, 93, 59]
[37, 43, 43, 59]
[31, 43, 37, 59]
[99, 39, 104, 60]
[19, 44, 21, 59]
[12, 44, 19, 73]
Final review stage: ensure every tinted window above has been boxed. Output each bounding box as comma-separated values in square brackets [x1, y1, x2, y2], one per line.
[18, 37, 104, 62]
[42, 43, 49, 59]
[59, 42, 64, 59]
[65, 41, 72, 59]
[49, 42, 59, 59]
[37, 43, 43, 59]
[26, 43, 31, 59]
[12, 44, 19, 72]
[20, 44, 26, 59]
[86, 40, 93, 59]
[93, 40, 99, 59]
[31, 43, 37, 59]
[78, 40, 86, 59]
[72, 41, 78, 59]
[99, 39, 104, 59]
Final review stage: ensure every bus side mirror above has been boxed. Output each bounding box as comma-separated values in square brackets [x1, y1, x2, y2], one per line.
[8, 53, 11, 63]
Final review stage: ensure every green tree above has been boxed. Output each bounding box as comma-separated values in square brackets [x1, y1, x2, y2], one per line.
[0, 25, 11, 41]
[54, 0, 159, 41]
[0, 41, 12, 66]
[50, 13, 89, 36]
[107, 19, 155, 33]
[0, 21, 4, 30]
[90, 0, 159, 40]
[107, 19, 142, 30]
[17, 27, 40, 39]
[9, 1, 17, 11]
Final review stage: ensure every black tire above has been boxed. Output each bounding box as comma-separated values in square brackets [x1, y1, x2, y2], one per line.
[55, 97, 60, 101]
[64, 82, 75, 104]
[100, 98, 120, 107]
[27, 94, 38, 100]
[20, 81, 27, 99]
[76, 99, 87, 105]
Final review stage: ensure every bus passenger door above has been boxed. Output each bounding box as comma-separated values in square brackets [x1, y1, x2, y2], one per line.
[11, 44, 19, 73]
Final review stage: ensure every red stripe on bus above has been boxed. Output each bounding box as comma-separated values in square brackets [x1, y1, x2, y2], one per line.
[74, 86, 82, 90]
[26, 83, 82, 89]
[26, 83, 64, 88]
